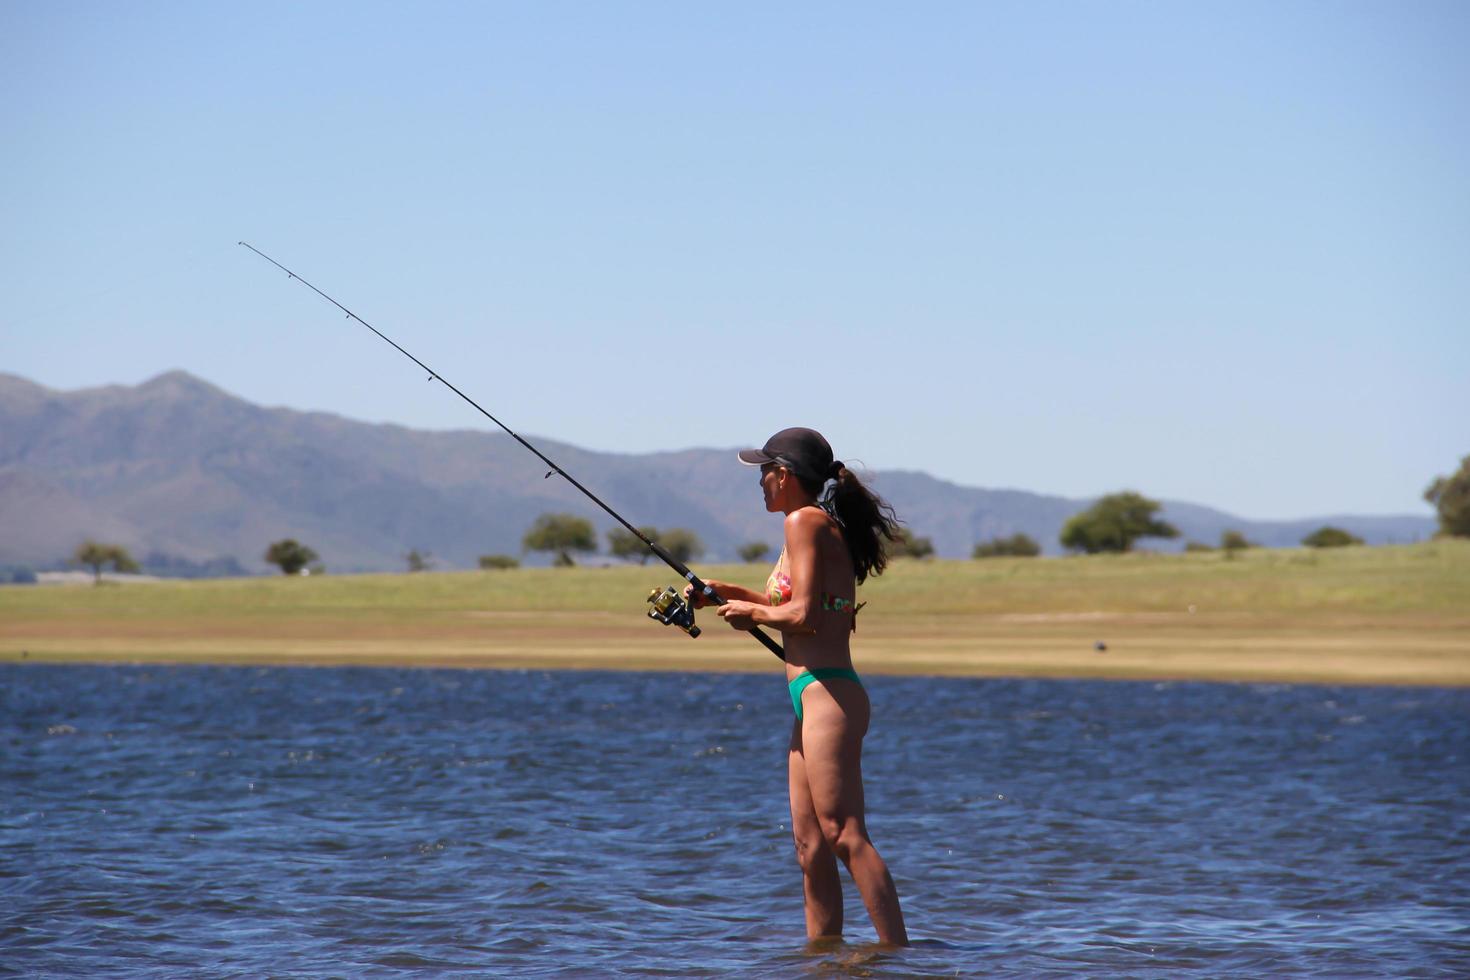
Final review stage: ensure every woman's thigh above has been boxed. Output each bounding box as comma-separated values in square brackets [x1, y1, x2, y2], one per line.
[788, 718, 824, 842]
[797, 680, 870, 825]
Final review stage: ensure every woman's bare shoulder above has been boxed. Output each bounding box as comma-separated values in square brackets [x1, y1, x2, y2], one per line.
[782, 505, 840, 537]
[784, 506, 832, 534]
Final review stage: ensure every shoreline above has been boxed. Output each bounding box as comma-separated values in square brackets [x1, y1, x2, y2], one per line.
[8, 618, 1468, 688]
[6, 544, 1467, 687]
[8, 660, 1467, 690]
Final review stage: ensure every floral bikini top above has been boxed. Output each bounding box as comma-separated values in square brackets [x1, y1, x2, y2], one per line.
[766, 548, 863, 629]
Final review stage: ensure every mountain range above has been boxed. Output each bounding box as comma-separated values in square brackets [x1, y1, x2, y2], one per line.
[0, 371, 1436, 574]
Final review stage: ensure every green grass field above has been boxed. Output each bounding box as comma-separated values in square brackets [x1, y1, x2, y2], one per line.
[4, 540, 1467, 685]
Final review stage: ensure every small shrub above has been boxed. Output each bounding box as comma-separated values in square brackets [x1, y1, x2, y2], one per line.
[1220, 530, 1253, 552]
[478, 554, 520, 570]
[1302, 526, 1363, 548]
[737, 542, 771, 563]
[265, 539, 318, 576]
[890, 528, 935, 559]
[973, 533, 1041, 558]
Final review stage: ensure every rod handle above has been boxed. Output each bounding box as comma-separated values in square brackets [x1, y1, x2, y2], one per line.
[650, 542, 787, 662]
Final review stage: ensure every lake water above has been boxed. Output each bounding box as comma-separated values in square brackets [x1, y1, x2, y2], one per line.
[3, 665, 1467, 977]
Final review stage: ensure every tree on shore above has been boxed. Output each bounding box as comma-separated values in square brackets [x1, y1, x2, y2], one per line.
[405, 549, 433, 572]
[738, 541, 771, 563]
[608, 526, 660, 564]
[1220, 530, 1254, 553]
[973, 533, 1041, 558]
[478, 554, 519, 570]
[1302, 526, 1362, 548]
[1424, 455, 1470, 538]
[658, 528, 704, 564]
[265, 539, 319, 575]
[1060, 492, 1179, 554]
[523, 513, 597, 566]
[889, 528, 935, 559]
[73, 540, 140, 584]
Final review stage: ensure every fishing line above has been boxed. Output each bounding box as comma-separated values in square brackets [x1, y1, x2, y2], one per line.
[239, 241, 785, 661]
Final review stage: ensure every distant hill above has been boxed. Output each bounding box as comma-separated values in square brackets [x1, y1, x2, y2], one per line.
[0, 371, 1437, 573]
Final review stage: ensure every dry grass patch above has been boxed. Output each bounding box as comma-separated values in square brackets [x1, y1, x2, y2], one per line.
[3, 540, 1466, 684]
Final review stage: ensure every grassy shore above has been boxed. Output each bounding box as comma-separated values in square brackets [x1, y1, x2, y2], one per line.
[3, 541, 1467, 685]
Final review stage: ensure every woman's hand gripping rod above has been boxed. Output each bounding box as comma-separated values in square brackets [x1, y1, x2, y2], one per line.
[239, 242, 786, 663]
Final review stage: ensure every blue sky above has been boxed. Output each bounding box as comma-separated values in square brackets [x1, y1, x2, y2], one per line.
[3, 1, 1465, 520]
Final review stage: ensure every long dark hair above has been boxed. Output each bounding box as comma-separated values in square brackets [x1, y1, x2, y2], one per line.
[796, 465, 901, 584]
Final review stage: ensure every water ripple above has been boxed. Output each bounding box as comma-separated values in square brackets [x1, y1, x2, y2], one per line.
[2, 666, 1468, 976]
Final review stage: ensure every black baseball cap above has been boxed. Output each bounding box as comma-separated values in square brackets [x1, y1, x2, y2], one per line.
[738, 427, 839, 483]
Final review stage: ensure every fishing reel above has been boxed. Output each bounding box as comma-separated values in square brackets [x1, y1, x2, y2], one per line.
[646, 585, 701, 638]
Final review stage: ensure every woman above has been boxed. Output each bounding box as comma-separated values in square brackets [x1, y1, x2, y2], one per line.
[688, 427, 909, 946]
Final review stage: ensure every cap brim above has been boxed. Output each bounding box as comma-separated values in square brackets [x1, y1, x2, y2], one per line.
[737, 449, 776, 466]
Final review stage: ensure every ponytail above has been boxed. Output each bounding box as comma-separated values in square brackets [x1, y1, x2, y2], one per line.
[796, 462, 901, 584]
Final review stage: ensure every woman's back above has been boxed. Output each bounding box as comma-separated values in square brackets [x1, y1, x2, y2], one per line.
[776, 506, 859, 673]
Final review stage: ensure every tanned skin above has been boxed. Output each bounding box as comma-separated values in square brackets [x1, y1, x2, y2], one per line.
[690, 462, 908, 946]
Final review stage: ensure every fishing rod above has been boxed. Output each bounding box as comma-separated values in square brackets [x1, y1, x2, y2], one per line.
[239, 242, 786, 662]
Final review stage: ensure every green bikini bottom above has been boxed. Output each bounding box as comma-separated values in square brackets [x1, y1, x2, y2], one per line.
[787, 667, 863, 721]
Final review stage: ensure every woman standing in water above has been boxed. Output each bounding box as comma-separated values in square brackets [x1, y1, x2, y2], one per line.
[688, 427, 908, 946]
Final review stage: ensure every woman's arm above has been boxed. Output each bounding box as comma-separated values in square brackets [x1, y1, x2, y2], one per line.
[686, 579, 769, 608]
[720, 509, 822, 634]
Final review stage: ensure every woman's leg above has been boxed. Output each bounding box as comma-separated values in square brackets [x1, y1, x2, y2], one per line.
[799, 680, 908, 946]
[789, 718, 844, 939]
